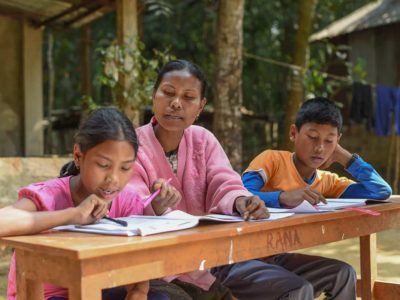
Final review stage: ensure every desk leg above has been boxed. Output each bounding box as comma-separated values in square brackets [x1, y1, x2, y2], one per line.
[68, 278, 102, 300]
[15, 249, 44, 300]
[359, 234, 377, 300]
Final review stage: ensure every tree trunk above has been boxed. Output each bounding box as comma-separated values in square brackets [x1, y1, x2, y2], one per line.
[213, 0, 245, 172]
[282, 0, 318, 150]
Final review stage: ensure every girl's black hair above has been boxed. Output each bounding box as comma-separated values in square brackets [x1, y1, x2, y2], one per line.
[295, 97, 343, 132]
[153, 59, 208, 99]
[60, 107, 139, 177]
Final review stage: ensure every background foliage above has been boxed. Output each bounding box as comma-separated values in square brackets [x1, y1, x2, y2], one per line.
[44, 0, 372, 162]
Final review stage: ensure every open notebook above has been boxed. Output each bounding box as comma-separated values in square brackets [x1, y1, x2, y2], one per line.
[268, 198, 391, 214]
[54, 210, 293, 236]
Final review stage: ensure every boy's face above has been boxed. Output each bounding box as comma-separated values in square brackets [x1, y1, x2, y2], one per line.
[290, 122, 341, 169]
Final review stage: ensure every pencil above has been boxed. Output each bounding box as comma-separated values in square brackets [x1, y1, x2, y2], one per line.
[103, 216, 128, 227]
[142, 178, 173, 207]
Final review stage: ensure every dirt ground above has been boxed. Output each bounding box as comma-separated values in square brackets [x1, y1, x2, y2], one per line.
[0, 229, 398, 299]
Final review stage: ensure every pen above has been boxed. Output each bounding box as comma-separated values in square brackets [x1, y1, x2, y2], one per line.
[103, 216, 128, 227]
[142, 178, 172, 207]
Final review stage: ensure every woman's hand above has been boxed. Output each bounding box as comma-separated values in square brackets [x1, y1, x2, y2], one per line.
[125, 281, 149, 300]
[72, 194, 109, 224]
[234, 196, 269, 220]
[151, 178, 182, 215]
[279, 188, 326, 207]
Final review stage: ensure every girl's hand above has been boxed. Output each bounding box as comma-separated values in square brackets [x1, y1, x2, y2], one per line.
[151, 178, 182, 215]
[235, 196, 269, 220]
[124, 281, 149, 300]
[279, 188, 326, 207]
[72, 194, 109, 224]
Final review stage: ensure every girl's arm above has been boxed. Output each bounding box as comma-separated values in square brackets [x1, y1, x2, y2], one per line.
[0, 195, 109, 237]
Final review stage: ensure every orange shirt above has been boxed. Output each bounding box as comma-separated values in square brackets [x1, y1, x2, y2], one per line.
[244, 150, 353, 197]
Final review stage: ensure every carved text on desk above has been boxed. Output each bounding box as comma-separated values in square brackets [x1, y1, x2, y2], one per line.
[266, 229, 301, 251]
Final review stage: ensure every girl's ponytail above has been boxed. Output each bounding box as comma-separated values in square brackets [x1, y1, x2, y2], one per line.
[59, 161, 80, 177]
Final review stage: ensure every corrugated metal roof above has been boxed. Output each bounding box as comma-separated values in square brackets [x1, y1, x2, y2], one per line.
[310, 0, 400, 41]
[0, 0, 114, 28]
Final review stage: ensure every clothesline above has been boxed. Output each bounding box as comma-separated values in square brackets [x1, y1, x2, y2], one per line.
[244, 52, 400, 137]
[243, 52, 377, 88]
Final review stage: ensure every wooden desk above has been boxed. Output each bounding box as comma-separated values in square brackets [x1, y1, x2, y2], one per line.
[1, 198, 400, 300]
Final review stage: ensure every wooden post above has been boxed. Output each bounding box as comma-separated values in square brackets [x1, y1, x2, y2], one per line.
[116, 0, 141, 126]
[23, 20, 44, 156]
[360, 234, 377, 300]
[81, 25, 92, 99]
[15, 249, 44, 300]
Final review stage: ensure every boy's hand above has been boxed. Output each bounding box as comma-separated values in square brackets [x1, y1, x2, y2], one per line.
[151, 178, 182, 215]
[279, 188, 326, 207]
[73, 194, 109, 224]
[235, 196, 269, 220]
[320, 144, 352, 169]
[124, 281, 149, 300]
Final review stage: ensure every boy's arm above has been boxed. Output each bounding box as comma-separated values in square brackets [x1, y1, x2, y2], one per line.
[242, 172, 282, 208]
[341, 156, 392, 199]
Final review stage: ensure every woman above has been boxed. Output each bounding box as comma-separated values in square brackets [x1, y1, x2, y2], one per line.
[131, 60, 275, 300]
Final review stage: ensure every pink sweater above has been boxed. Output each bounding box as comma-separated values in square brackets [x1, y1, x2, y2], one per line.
[131, 121, 252, 290]
[8, 176, 144, 300]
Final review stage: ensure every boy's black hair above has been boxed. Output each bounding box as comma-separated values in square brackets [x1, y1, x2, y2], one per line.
[153, 59, 208, 99]
[295, 97, 343, 132]
[60, 107, 139, 177]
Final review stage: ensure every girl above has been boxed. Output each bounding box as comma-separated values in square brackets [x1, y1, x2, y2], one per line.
[130, 60, 273, 299]
[1, 107, 180, 300]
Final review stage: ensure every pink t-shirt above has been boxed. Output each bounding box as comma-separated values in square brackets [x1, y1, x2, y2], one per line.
[7, 176, 144, 300]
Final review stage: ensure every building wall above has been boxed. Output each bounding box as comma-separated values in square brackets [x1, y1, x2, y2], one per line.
[349, 23, 400, 86]
[0, 16, 44, 156]
[0, 16, 23, 156]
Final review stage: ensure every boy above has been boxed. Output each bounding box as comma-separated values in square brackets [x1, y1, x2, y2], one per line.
[243, 97, 391, 208]
[241, 97, 391, 299]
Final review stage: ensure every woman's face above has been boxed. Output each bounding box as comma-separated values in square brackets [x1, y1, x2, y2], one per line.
[153, 70, 206, 133]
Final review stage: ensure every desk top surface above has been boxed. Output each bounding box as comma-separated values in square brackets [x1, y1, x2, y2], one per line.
[1, 198, 400, 260]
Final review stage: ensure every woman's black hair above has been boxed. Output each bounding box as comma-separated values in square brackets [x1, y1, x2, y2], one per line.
[153, 59, 208, 99]
[60, 107, 139, 177]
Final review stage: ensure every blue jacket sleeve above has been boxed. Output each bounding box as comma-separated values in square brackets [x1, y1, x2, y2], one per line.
[341, 156, 392, 199]
[242, 172, 281, 208]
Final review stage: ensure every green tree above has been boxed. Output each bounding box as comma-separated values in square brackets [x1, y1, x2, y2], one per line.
[282, 0, 318, 151]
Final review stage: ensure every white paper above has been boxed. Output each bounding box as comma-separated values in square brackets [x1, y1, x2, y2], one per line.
[53, 210, 294, 236]
[267, 198, 373, 214]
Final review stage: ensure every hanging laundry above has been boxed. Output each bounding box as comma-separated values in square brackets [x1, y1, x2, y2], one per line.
[375, 85, 400, 136]
[350, 82, 374, 129]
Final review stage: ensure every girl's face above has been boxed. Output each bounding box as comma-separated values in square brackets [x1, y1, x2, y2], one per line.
[74, 140, 135, 202]
[153, 70, 206, 132]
